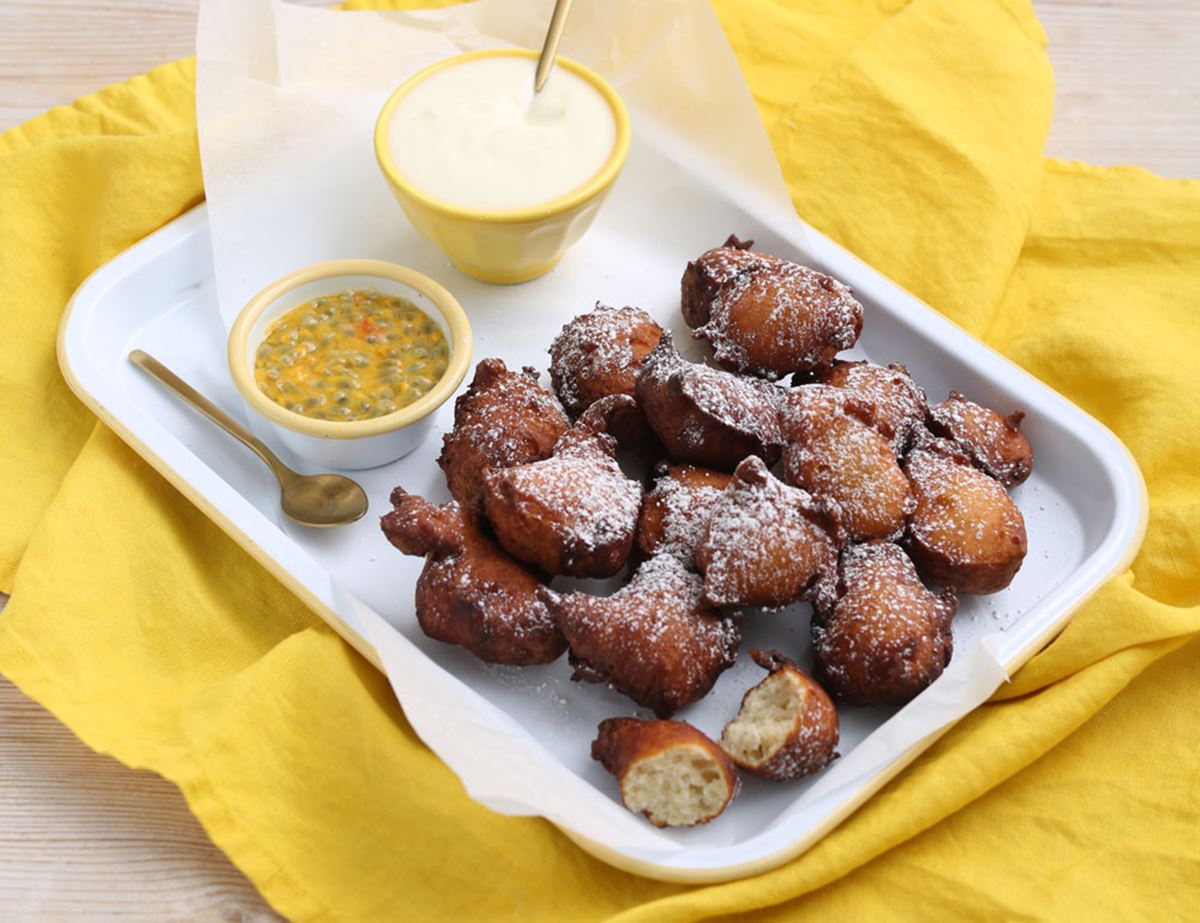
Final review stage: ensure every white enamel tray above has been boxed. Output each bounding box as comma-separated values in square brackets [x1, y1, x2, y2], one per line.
[59, 172, 1145, 880]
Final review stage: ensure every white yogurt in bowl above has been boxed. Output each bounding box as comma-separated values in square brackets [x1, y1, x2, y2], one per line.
[375, 49, 630, 283]
[387, 55, 617, 211]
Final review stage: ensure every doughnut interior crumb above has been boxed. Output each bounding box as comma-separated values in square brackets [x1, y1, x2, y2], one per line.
[622, 745, 732, 827]
[720, 670, 803, 765]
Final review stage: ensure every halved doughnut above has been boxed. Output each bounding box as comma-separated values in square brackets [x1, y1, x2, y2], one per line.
[592, 717, 739, 827]
[720, 650, 839, 781]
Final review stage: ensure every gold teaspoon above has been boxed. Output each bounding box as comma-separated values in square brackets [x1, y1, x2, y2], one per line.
[128, 349, 368, 528]
[534, 0, 575, 93]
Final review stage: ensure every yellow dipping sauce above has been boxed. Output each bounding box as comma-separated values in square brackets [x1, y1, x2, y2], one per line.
[254, 290, 449, 421]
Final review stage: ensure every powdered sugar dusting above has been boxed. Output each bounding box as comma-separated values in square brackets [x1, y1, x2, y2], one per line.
[549, 554, 741, 717]
[698, 262, 862, 378]
[904, 447, 1025, 563]
[693, 243, 777, 291]
[684, 361, 784, 434]
[681, 237, 781, 327]
[821, 361, 927, 452]
[812, 543, 955, 704]
[433, 543, 558, 639]
[482, 419, 643, 577]
[439, 359, 569, 506]
[637, 334, 784, 467]
[781, 385, 913, 541]
[639, 466, 730, 565]
[501, 453, 642, 555]
[548, 304, 662, 414]
[697, 457, 839, 610]
[928, 391, 1032, 486]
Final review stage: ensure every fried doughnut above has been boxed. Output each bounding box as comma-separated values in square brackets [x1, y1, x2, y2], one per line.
[812, 543, 957, 706]
[548, 304, 664, 453]
[548, 303, 663, 415]
[380, 488, 565, 665]
[480, 397, 643, 578]
[903, 444, 1028, 593]
[695, 456, 841, 611]
[437, 358, 570, 509]
[816, 360, 927, 453]
[780, 384, 914, 541]
[719, 649, 839, 781]
[635, 332, 784, 470]
[683, 237, 863, 379]
[636, 462, 732, 567]
[592, 718, 739, 827]
[928, 390, 1033, 487]
[680, 234, 779, 329]
[540, 554, 741, 717]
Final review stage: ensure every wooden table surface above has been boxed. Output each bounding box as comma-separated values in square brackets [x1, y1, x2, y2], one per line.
[1, 1, 1196, 919]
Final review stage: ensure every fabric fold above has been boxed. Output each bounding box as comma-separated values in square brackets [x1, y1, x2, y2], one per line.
[759, 0, 1053, 332]
[0, 59, 203, 590]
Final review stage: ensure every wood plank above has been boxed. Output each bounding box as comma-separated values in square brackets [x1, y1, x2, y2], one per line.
[1038, 1, 1200, 177]
[0, 595, 284, 919]
[0, 0, 329, 130]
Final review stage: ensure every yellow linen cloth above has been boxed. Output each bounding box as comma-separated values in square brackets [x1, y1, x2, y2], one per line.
[1, 0, 1197, 919]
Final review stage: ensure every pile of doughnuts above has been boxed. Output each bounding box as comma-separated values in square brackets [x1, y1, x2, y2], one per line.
[381, 235, 1032, 828]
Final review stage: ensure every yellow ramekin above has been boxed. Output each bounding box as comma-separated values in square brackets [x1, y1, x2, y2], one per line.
[228, 259, 472, 470]
[374, 48, 631, 285]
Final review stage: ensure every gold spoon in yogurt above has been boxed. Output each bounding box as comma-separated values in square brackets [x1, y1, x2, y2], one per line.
[534, 0, 575, 92]
[129, 349, 368, 527]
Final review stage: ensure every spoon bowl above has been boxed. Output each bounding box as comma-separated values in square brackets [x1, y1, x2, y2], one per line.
[281, 472, 369, 527]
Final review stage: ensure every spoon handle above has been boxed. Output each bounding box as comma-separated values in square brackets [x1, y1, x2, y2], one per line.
[534, 0, 575, 92]
[128, 349, 294, 484]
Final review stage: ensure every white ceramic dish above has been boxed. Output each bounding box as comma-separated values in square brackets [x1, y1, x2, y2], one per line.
[226, 260, 472, 471]
[58, 175, 1145, 880]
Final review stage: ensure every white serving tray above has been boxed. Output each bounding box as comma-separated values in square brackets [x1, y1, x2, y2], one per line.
[59, 171, 1145, 880]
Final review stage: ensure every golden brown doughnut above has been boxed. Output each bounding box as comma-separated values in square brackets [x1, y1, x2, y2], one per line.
[540, 554, 741, 717]
[719, 649, 839, 782]
[682, 237, 863, 379]
[437, 358, 569, 510]
[548, 303, 663, 415]
[780, 384, 914, 541]
[592, 718, 739, 827]
[548, 304, 664, 454]
[480, 396, 643, 578]
[380, 488, 565, 665]
[812, 542, 957, 705]
[635, 332, 784, 471]
[694, 456, 841, 611]
[927, 390, 1033, 487]
[903, 443, 1028, 593]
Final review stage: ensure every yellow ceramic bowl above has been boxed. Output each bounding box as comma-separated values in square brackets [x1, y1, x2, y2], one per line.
[228, 259, 472, 470]
[374, 48, 631, 285]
